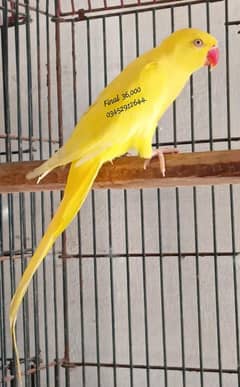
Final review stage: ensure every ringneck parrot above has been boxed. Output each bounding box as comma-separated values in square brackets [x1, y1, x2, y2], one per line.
[10, 28, 219, 382]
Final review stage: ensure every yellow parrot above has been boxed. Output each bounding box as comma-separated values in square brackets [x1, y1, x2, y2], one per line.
[10, 28, 219, 381]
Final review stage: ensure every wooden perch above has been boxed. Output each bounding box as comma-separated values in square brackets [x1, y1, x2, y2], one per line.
[1, 150, 240, 194]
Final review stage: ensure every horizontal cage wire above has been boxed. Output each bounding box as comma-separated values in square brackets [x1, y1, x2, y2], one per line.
[1, 0, 240, 386]
[1, 0, 225, 23]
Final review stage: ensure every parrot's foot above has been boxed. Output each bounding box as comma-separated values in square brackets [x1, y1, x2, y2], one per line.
[144, 147, 179, 177]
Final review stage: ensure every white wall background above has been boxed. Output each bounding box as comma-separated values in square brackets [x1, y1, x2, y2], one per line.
[1, 1, 240, 386]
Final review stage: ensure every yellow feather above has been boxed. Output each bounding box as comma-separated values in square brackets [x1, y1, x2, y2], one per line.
[10, 28, 218, 382]
[10, 157, 103, 381]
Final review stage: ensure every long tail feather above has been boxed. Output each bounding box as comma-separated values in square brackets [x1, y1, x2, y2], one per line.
[10, 157, 102, 382]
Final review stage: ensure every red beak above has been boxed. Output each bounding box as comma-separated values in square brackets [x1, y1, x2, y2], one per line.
[205, 46, 219, 68]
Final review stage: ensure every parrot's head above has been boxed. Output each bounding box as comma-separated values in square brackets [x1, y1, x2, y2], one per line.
[161, 28, 219, 74]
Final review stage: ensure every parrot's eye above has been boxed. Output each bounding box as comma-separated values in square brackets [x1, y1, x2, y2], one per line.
[193, 38, 204, 47]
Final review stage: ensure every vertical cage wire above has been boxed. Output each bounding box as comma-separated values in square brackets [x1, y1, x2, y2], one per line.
[1, 0, 240, 386]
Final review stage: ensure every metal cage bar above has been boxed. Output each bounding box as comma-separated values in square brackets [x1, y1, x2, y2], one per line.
[1, 0, 240, 386]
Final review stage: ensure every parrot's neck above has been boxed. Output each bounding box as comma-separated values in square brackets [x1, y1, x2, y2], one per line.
[143, 55, 191, 121]
[150, 44, 196, 77]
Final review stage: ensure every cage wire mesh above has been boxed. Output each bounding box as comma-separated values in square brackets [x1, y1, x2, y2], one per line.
[1, 0, 240, 386]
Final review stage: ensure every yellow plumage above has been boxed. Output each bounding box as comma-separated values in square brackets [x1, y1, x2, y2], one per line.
[10, 28, 218, 382]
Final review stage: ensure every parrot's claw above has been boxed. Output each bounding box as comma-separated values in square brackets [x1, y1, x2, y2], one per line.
[144, 147, 179, 177]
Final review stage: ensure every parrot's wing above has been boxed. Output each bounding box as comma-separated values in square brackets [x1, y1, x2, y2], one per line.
[27, 59, 166, 181]
[27, 83, 150, 180]
[57, 59, 167, 163]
